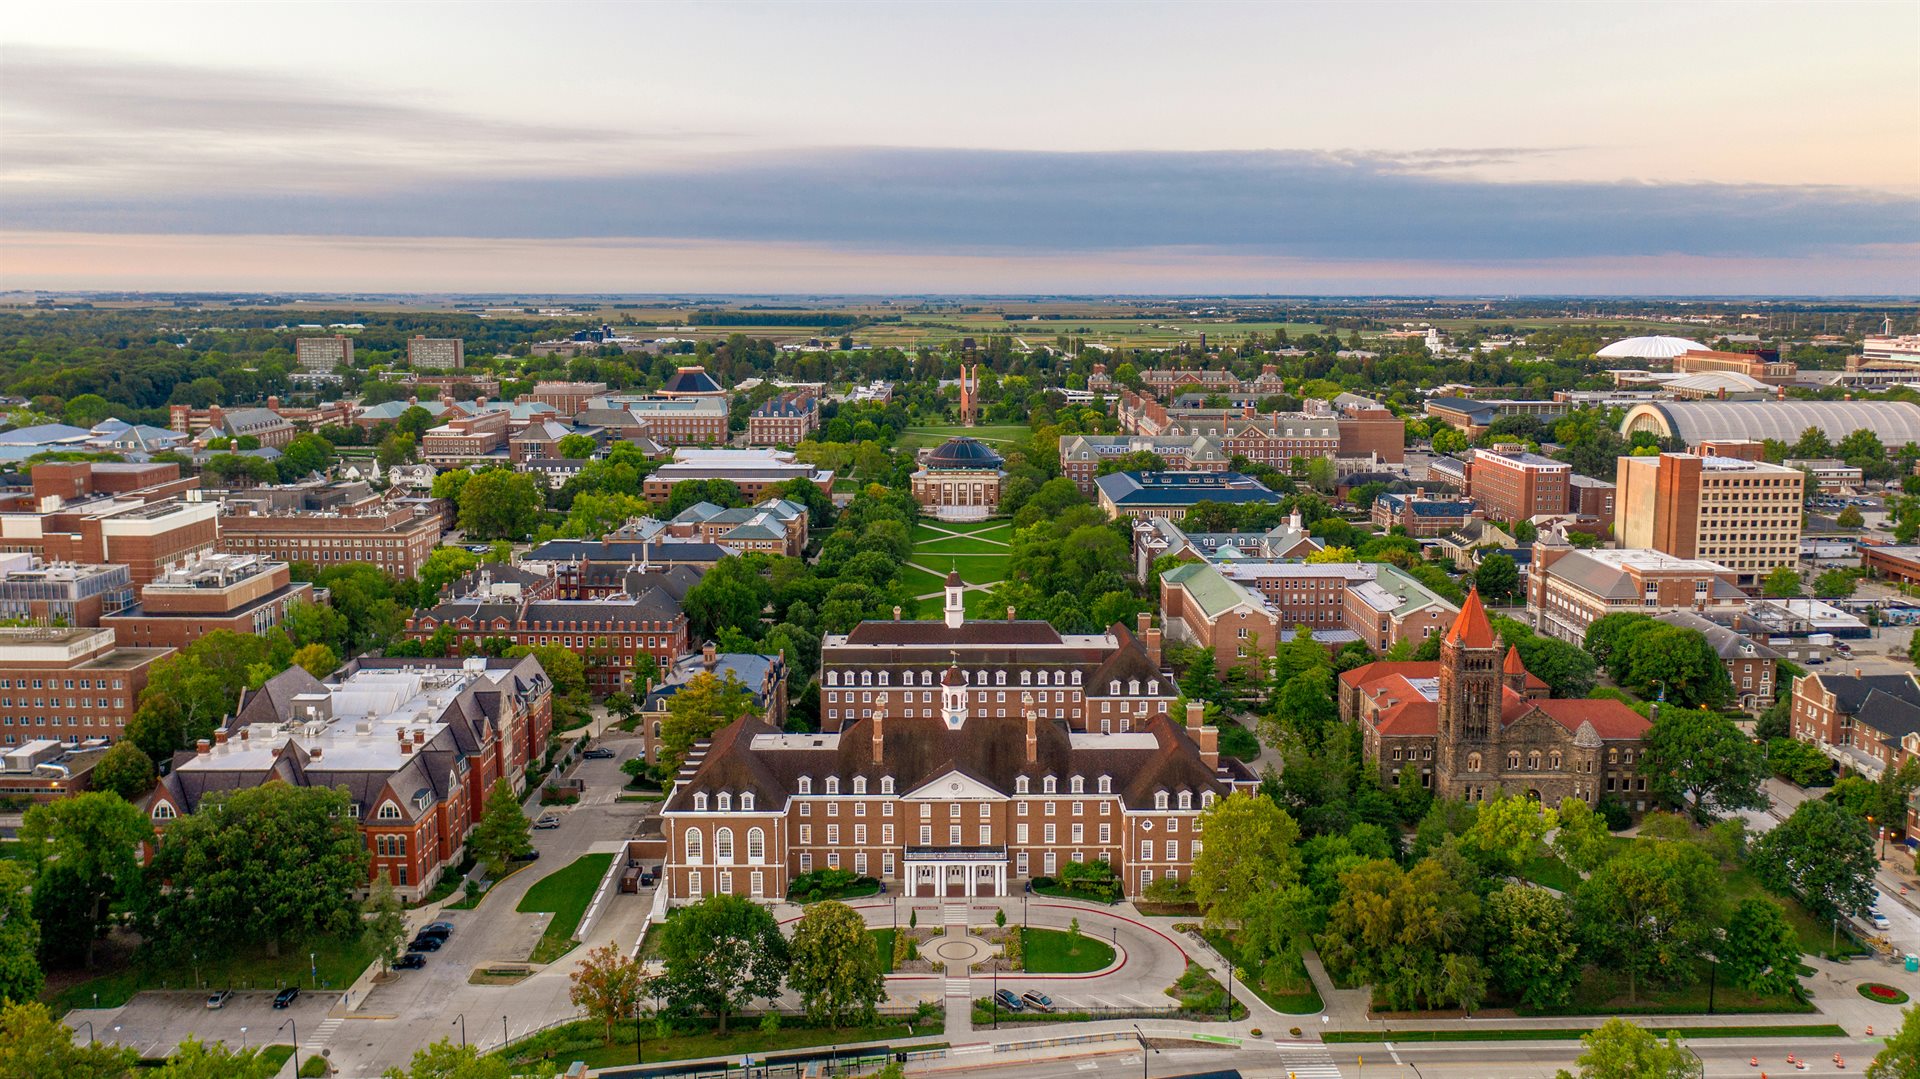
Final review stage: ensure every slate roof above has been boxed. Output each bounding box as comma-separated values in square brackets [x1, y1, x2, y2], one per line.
[1653, 611, 1784, 661]
[1094, 471, 1278, 507]
[522, 540, 733, 565]
[662, 367, 724, 395]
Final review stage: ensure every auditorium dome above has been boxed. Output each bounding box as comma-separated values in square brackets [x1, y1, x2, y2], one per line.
[1596, 335, 1708, 360]
[923, 437, 1005, 470]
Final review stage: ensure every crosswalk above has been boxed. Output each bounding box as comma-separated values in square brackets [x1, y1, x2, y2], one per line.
[944, 975, 970, 999]
[1273, 1044, 1344, 1079]
[942, 902, 967, 928]
[302, 1015, 344, 1056]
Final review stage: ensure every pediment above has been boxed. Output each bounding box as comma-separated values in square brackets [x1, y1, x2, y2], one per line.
[902, 769, 1005, 801]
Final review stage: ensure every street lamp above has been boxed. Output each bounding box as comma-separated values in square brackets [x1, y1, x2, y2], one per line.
[310, 951, 318, 989]
[75, 1021, 93, 1046]
[278, 1018, 298, 1077]
[1130, 1024, 1157, 1079]
[240, 1026, 248, 1052]
[502, 1016, 510, 1052]
[452, 1013, 466, 1047]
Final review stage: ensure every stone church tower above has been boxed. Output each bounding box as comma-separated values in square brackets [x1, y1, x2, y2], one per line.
[1434, 587, 1504, 800]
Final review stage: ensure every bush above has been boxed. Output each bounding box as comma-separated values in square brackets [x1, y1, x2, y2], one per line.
[1595, 797, 1632, 831]
[785, 868, 880, 901]
[1768, 738, 1834, 787]
[1031, 859, 1121, 903]
[1217, 720, 1260, 761]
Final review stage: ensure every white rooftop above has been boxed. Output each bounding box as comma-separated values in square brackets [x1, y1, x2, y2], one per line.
[1574, 547, 1731, 574]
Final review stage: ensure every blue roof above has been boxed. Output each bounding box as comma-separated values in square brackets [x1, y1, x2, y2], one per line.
[1377, 492, 1474, 517]
[0, 423, 93, 446]
[643, 652, 782, 710]
[1094, 470, 1278, 506]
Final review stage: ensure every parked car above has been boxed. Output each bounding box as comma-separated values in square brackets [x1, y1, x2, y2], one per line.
[205, 989, 233, 1010]
[1020, 990, 1053, 1012]
[583, 747, 615, 760]
[418, 921, 454, 940]
[1873, 912, 1893, 931]
[394, 953, 427, 970]
[272, 986, 300, 1009]
[511, 849, 541, 862]
[408, 935, 444, 952]
[993, 989, 1024, 1012]
[534, 814, 562, 830]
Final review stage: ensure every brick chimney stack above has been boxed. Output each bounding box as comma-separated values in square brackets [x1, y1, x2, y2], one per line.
[1186, 700, 1219, 770]
[1023, 693, 1038, 765]
[195, 738, 211, 755]
[872, 693, 886, 764]
[703, 642, 717, 670]
[1138, 612, 1163, 667]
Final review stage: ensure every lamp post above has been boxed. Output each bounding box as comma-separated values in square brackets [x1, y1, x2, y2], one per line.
[310, 951, 318, 989]
[240, 1026, 248, 1052]
[502, 1016, 510, 1052]
[1130, 1024, 1157, 1079]
[278, 1018, 298, 1077]
[452, 1013, 466, 1048]
[75, 1021, 93, 1046]
[1224, 965, 1235, 1020]
[992, 957, 998, 1029]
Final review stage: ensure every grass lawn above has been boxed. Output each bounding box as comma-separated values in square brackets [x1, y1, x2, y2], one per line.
[872, 929, 896, 973]
[46, 937, 377, 1012]
[518, 852, 615, 965]
[1724, 866, 1866, 958]
[914, 534, 1012, 556]
[1520, 853, 1580, 893]
[1022, 927, 1115, 974]
[896, 565, 950, 597]
[494, 1017, 943, 1072]
[1202, 931, 1323, 1015]
[910, 553, 1006, 587]
[900, 424, 1029, 450]
[1325, 1024, 1847, 1043]
[1529, 959, 1815, 1017]
[913, 520, 1011, 544]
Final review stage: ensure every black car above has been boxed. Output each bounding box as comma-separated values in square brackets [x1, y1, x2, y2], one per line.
[511, 849, 541, 862]
[418, 921, 454, 940]
[993, 989, 1024, 1012]
[394, 952, 426, 970]
[273, 986, 300, 1009]
[583, 747, 615, 760]
[408, 935, 444, 952]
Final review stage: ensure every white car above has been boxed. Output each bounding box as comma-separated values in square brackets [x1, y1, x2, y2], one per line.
[1873, 912, 1893, 931]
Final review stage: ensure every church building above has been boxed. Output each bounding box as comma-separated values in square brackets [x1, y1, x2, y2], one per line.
[1341, 588, 1653, 810]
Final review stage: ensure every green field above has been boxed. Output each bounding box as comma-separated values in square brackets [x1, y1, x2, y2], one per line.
[898, 424, 1030, 451]
[518, 852, 615, 964]
[1022, 927, 1115, 974]
[47, 937, 377, 1012]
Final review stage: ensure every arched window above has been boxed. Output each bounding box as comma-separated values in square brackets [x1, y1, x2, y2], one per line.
[652, 721, 662, 739]
[880, 776, 895, 794]
[797, 777, 811, 795]
[826, 671, 838, 686]
[1043, 775, 1057, 794]
[825, 777, 840, 795]
[741, 792, 755, 811]
[1016, 776, 1030, 794]
[995, 671, 1006, 685]
[693, 792, 708, 811]
[747, 827, 765, 862]
[1607, 748, 1619, 765]
[1549, 751, 1562, 770]
[1147, 680, 1159, 695]
[860, 670, 871, 686]
[715, 827, 734, 862]
[853, 776, 867, 795]
[878, 671, 888, 686]
[1467, 752, 1483, 772]
[1070, 776, 1084, 793]
[1110, 680, 1121, 695]
[378, 802, 402, 821]
[1154, 790, 1169, 810]
[1507, 751, 1521, 770]
[685, 827, 704, 862]
[1200, 791, 1216, 807]
[717, 792, 732, 812]
[1073, 671, 1083, 685]
[1128, 679, 1140, 695]
[1020, 670, 1031, 685]
[152, 802, 176, 821]
[1178, 791, 1192, 810]
[1098, 775, 1112, 794]
[1527, 751, 1541, 771]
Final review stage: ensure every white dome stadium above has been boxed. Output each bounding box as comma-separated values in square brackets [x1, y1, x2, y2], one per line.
[1596, 335, 1708, 360]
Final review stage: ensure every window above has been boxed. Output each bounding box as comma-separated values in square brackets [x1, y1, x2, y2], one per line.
[377, 803, 402, 821]
[827, 825, 839, 844]
[1507, 751, 1521, 770]
[741, 792, 754, 811]
[1070, 776, 1084, 794]
[715, 828, 734, 861]
[1043, 775, 1057, 794]
[747, 828, 764, 862]
[979, 825, 991, 844]
[693, 792, 708, 811]
[825, 777, 839, 795]
[1098, 775, 1111, 794]
[920, 825, 932, 844]
[1467, 752, 1482, 772]
[1044, 824, 1056, 843]
[685, 828, 704, 862]
[881, 776, 895, 794]
[1140, 840, 1153, 861]
[717, 792, 731, 812]
[949, 825, 962, 845]
[1154, 790, 1168, 810]
[1177, 791, 1192, 810]
[1017, 823, 1030, 843]
[152, 802, 176, 821]
[1016, 776, 1030, 794]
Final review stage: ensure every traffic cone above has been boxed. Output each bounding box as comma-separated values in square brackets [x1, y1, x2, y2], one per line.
[1751, 1058, 1759, 1067]
[1867, 1025, 1875, 1036]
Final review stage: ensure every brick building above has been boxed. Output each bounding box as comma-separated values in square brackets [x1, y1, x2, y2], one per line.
[295, 335, 354, 373]
[1671, 349, 1797, 384]
[0, 463, 217, 586]
[519, 540, 730, 598]
[1614, 452, 1804, 590]
[1059, 434, 1229, 494]
[146, 654, 553, 901]
[658, 366, 728, 398]
[588, 396, 730, 447]
[1788, 669, 1920, 795]
[911, 438, 1005, 522]
[637, 645, 790, 765]
[1371, 491, 1476, 537]
[407, 577, 692, 694]
[1568, 475, 1618, 536]
[407, 336, 465, 370]
[0, 627, 167, 747]
[1652, 610, 1781, 712]
[1160, 560, 1458, 669]
[421, 409, 510, 464]
[635, 498, 810, 557]
[643, 449, 834, 502]
[519, 381, 609, 415]
[1528, 539, 1748, 644]
[215, 483, 444, 579]
[0, 555, 134, 627]
[101, 554, 313, 651]
[1093, 471, 1279, 522]
[745, 392, 821, 446]
[1468, 448, 1570, 523]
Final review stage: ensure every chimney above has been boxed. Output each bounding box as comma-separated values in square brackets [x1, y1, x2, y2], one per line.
[311, 745, 322, 761]
[240, 727, 249, 742]
[892, 605, 902, 621]
[703, 642, 717, 670]
[1186, 700, 1205, 730]
[195, 738, 211, 755]
[401, 739, 413, 755]
[1145, 618, 1163, 668]
[871, 694, 885, 764]
[414, 729, 426, 745]
[1857, 666, 1863, 678]
[1006, 606, 1016, 622]
[267, 395, 280, 410]
[214, 729, 228, 745]
[1025, 702, 1038, 765]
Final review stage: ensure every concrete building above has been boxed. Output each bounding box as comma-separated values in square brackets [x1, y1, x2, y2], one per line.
[101, 554, 312, 651]
[1671, 348, 1797, 384]
[147, 655, 553, 901]
[1093, 471, 1278, 522]
[1345, 589, 1650, 807]
[0, 555, 134, 627]
[910, 438, 1005, 522]
[1528, 541, 1747, 644]
[0, 627, 167, 746]
[1425, 397, 1568, 438]
[1614, 452, 1804, 589]
[1861, 334, 1920, 368]
[295, 335, 354, 373]
[406, 336, 464, 370]
[1469, 448, 1571, 523]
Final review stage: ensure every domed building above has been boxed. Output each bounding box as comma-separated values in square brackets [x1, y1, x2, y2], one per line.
[1595, 335, 1707, 361]
[912, 437, 1005, 521]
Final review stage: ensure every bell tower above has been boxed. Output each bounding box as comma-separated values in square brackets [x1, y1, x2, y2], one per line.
[1435, 587, 1503, 798]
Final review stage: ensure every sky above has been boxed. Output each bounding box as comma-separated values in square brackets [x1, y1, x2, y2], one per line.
[2, 0, 1918, 295]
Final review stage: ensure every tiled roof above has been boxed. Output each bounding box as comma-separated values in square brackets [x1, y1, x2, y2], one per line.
[1445, 588, 1497, 648]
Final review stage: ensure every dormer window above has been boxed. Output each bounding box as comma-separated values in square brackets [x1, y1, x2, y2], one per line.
[878, 671, 889, 686]
[1201, 791, 1216, 807]
[797, 777, 812, 795]
[825, 777, 840, 795]
[1098, 775, 1112, 794]
[1016, 776, 1030, 794]
[1020, 671, 1031, 685]
[1110, 680, 1121, 695]
[860, 670, 871, 686]
[693, 792, 709, 811]
[1070, 776, 1085, 794]
[717, 792, 732, 812]
[853, 776, 867, 795]
[880, 776, 895, 794]
[152, 802, 176, 821]
[1147, 681, 1159, 695]
[741, 792, 755, 811]
[826, 671, 838, 687]
[1129, 679, 1140, 695]
[1043, 776, 1057, 794]
[996, 671, 1006, 685]
[1178, 791, 1192, 810]
[1154, 790, 1169, 810]
[1072, 671, 1082, 685]
[378, 803, 402, 821]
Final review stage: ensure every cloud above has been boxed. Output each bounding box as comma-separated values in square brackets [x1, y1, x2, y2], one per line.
[5, 145, 1914, 263]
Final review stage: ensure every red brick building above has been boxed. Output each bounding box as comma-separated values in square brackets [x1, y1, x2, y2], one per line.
[746, 392, 821, 446]
[0, 627, 167, 747]
[407, 582, 692, 694]
[0, 463, 217, 586]
[213, 482, 446, 579]
[146, 654, 554, 900]
[519, 381, 609, 415]
[101, 554, 313, 651]
[421, 410, 509, 463]
[1468, 448, 1571, 523]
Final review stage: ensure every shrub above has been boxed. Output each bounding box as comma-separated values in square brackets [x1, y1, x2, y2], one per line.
[785, 868, 880, 901]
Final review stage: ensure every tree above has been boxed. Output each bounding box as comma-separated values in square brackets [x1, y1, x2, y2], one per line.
[1719, 898, 1803, 999]
[88, 740, 156, 802]
[0, 1000, 137, 1079]
[278, 433, 334, 480]
[1749, 798, 1876, 920]
[656, 672, 757, 775]
[1552, 1018, 1702, 1079]
[654, 894, 787, 1034]
[682, 557, 772, 640]
[1639, 707, 1766, 821]
[1553, 797, 1616, 875]
[1318, 857, 1485, 1011]
[1459, 794, 1558, 880]
[418, 547, 481, 600]
[556, 433, 598, 459]
[149, 1036, 281, 1079]
[1304, 545, 1355, 564]
[1269, 667, 1339, 749]
[1190, 792, 1302, 931]
[787, 900, 885, 1028]
[381, 1039, 512, 1079]
[144, 784, 370, 962]
[1762, 566, 1803, 597]
[1792, 426, 1833, 460]
[456, 469, 543, 541]
[1473, 552, 1520, 604]
[0, 866, 40, 1005]
[1484, 884, 1578, 1011]
[1837, 505, 1865, 529]
[1515, 635, 1598, 699]
[19, 792, 150, 969]
[1867, 1002, 1920, 1079]
[290, 642, 339, 679]
[569, 942, 643, 1046]
[284, 598, 349, 652]
[1583, 611, 1656, 677]
[468, 778, 532, 879]
[1574, 839, 1722, 1001]
[366, 871, 408, 975]
[1623, 626, 1733, 709]
[1814, 568, 1859, 598]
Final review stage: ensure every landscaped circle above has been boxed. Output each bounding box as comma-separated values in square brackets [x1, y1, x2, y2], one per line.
[1859, 982, 1910, 1005]
[933, 938, 986, 964]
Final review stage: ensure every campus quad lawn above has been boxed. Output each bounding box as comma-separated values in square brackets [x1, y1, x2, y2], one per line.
[518, 852, 615, 964]
[915, 555, 1006, 588]
[897, 566, 951, 598]
[912, 520, 1012, 545]
[1021, 927, 1115, 973]
[913, 534, 1012, 556]
[46, 936, 379, 1011]
[1202, 931, 1323, 1014]
[494, 1017, 943, 1072]
[899, 424, 1029, 450]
